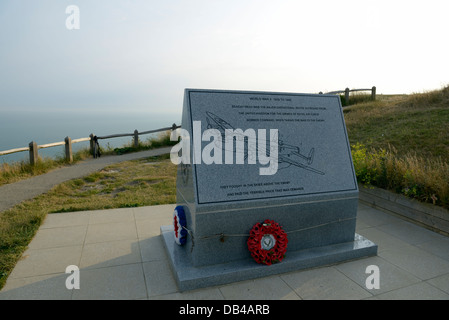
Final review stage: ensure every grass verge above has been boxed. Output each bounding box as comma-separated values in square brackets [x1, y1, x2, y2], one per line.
[351, 143, 449, 208]
[345, 86, 449, 209]
[0, 148, 91, 187]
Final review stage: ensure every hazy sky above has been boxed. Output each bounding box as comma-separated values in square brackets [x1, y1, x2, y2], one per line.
[1, 0, 448, 114]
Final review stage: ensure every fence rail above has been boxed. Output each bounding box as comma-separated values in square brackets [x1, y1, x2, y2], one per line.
[320, 86, 376, 105]
[0, 147, 30, 156]
[0, 123, 180, 166]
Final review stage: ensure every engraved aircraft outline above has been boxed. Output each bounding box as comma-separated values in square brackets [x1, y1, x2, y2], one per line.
[204, 111, 325, 175]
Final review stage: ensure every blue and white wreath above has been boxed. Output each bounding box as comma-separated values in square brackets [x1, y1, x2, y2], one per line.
[173, 206, 188, 245]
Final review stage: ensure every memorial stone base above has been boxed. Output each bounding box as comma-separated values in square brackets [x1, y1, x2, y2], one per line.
[161, 225, 377, 292]
[162, 89, 377, 292]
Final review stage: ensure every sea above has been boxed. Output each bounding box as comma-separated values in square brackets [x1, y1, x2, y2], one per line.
[0, 109, 181, 164]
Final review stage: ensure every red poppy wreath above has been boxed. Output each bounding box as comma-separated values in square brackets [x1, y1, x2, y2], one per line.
[247, 219, 288, 265]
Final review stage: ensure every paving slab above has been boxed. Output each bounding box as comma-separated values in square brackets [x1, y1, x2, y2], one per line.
[71, 263, 148, 300]
[218, 276, 301, 300]
[373, 281, 449, 300]
[280, 266, 372, 300]
[427, 273, 449, 295]
[1, 202, 448, 300]
[334, 255, 421, 294]
[378, 245, 449, 280]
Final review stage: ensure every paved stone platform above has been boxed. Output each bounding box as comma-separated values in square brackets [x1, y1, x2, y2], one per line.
[1, 202, 449, 300]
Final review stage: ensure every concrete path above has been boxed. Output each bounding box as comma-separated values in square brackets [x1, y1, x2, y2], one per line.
[0, 147, 173, 213]
[1, 202, 449, 300]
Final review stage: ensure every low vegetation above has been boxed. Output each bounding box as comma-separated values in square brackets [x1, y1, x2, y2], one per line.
[344, 86, 449, 209]
[351, 143, 448, 208]
[340, 91, 375, 107]
[0, 148, 91, 187]
[110, 130, 178, 155]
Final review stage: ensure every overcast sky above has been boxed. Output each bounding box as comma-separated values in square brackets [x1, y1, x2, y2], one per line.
[1, 0, 448, 114]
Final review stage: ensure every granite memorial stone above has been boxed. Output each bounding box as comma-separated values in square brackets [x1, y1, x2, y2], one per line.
[161, 89, 377, 291]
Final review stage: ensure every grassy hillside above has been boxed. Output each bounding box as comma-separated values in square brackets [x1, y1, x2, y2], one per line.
[345, 88, 449, 158]
[344, 87, 449, 209]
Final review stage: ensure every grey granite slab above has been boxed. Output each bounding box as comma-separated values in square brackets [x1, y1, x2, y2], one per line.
[176, 89, 358, 208]
[163, 89, 377, 291]
[161, 225, 377, 292]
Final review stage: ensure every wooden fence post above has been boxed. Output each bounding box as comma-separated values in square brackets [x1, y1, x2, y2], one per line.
[89, 134, 94, 155]
[134, 130, 139, 148]
[29, 141, 38, 166]
[345, 88, 350, 105]
[65, 136, 73, 163]
[371, 86, 376, 100]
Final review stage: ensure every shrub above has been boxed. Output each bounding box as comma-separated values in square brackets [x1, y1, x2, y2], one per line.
[351, 143, 449, 209]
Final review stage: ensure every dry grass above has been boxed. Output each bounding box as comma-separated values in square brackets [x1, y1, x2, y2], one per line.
[0, 148, 91, 187]
[344, 88, 449, 159]
[346, 85, 449, 209]
[352, 143, 449, 208]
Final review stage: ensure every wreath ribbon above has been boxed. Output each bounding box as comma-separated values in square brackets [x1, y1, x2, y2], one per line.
[173, 206, 188, 245]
